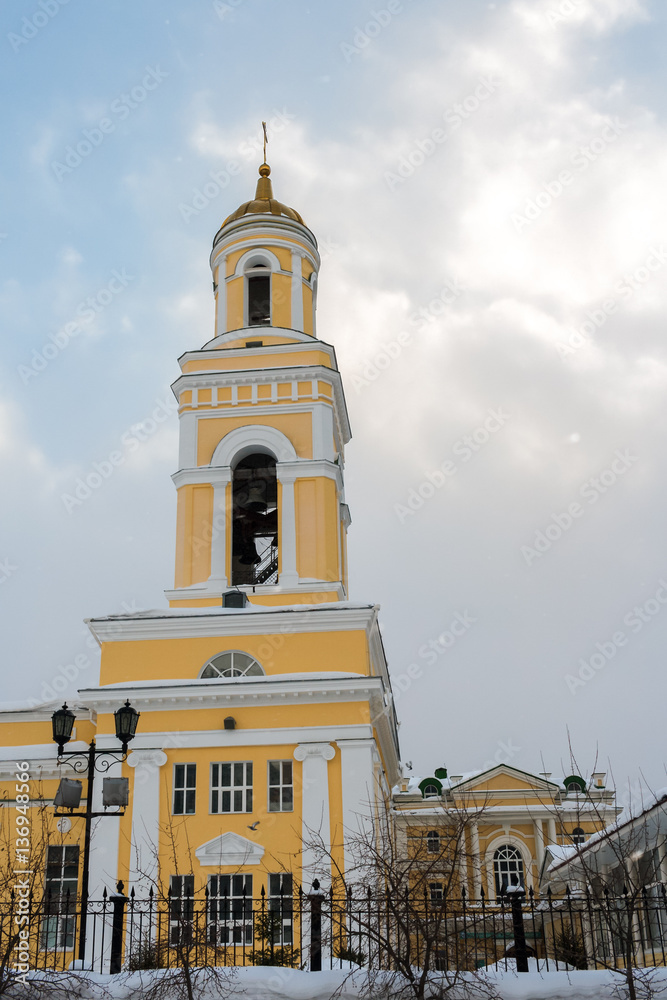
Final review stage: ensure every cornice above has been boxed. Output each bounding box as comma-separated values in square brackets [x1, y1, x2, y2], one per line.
[179, 340, 337, 367]
[85, 604, 380, 643]
[77, 676, 386, 716]
[171, 459, 343, 491]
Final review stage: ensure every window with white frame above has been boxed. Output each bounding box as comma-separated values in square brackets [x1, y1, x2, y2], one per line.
[493, 845, 524, 895]
[268, 873, 294, 944]
[173, 763, 196, 815]
[200, 651, 264, 679]
[208, 874, 253, 945]
[211, 762, 253, 813]
[268, 760, 293, 812]
[169, 875, 195, 947]
[426, 830, 440, 854]
[41, 845, 79, 951]
[429, 882, 444, 903]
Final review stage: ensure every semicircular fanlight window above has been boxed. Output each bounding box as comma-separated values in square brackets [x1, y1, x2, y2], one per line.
[200, 651, 264, 679]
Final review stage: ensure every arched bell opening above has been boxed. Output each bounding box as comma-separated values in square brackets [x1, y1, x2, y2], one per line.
[231, 453, 278, 586]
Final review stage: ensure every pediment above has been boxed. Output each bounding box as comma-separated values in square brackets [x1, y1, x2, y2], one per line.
[456, 764, 558, 794]
[195, 830, 264, 867]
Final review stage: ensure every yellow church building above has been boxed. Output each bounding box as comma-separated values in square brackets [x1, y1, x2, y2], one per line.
[0, 160, 618, 973]
[0, 161, 400, 958]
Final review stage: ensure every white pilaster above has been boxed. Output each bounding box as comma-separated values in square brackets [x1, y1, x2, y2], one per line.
[177, 412, 198, 470]
[126, 749, 168, 894]
[294, 742, 335, 885]
[215, 257, 228, 337]
[471, 821, 482, 900]
[208, 469, 232, 589]
[534, 818, 545, 874]
[278, 472, 298, 586]
[312, 403, 335, 462]
[336, 739, 375, 881]
[291, 251, 304, 332]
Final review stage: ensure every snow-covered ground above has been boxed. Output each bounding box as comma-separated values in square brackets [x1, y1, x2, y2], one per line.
[18, 965, 667, 999]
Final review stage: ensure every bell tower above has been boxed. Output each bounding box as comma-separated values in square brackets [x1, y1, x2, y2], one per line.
[167, 162, 352, 608]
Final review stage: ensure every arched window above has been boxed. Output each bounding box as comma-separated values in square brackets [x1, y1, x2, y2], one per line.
[231, 453, 278, 586]
[493, 845, 524, 896]
[572, 827, 586, 845]
[426, 831, 440, 854]
[200, 651, 264, 679]
[244, 257, 271, 327]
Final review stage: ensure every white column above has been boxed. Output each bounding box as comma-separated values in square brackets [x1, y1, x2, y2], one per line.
[126, 749, 168, 895]
[547, 817, 558, 847]
[294, 743, 335, 889]
[215, 257, 228, 337]
[84, 741, 123, 970]
[336, 740, 375, 881]
[278, 472, 298, 586]
[208, 470, 232, 589]
[471, 822, 482, 900]
[534, 819, 545, 875]
[291, 251, 304, 331]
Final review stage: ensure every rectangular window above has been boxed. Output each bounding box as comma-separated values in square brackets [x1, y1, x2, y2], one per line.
[173, 763, 196, 815]
[208, 874, 253, 945]
[268, 760, 293, 812]
[41, 845, 79, 951]
[268, 873, 293, 944]
[169, 875, 195, 947]
[211, 762, 253, 813]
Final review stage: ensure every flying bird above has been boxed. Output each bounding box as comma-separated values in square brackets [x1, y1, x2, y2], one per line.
[247, 821, 260, 830]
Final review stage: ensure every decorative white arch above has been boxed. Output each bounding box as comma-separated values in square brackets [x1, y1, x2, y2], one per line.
[210, 425, 297, 468]
[484, 834, 533, 896]
[233, 247, 281, 276]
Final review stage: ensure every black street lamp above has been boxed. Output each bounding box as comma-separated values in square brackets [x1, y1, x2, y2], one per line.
[51, 701, 140, 965]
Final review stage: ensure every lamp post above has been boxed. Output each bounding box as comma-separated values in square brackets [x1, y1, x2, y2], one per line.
[51, 700, 140, 964]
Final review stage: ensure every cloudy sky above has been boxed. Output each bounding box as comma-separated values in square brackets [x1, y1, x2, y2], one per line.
[2, 0, 667, 800]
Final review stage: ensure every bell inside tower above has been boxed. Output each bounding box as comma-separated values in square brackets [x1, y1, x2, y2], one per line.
[231, 454, 279, 585]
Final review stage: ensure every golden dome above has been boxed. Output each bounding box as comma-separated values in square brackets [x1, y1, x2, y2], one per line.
[222, 163, 305, 226]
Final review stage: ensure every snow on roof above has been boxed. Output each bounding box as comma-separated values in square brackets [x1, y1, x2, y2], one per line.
[0, 740, 89, 761]
[80, 671, 366, 691]
[0, 699, 88, 715]
[87, 600, 376, 622]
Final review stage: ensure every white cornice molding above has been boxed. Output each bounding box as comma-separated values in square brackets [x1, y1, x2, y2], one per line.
[193, 337, 336, 362]
[77, 675, 386, 713]
[86, 604, 379, 642]
[211, 221, 319, 263]
[163, 580, 346, 602]
[170, 460, 342, 491]
[171, 365, 351, 446]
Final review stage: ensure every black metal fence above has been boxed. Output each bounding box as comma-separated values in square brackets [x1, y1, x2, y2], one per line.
[4, 884, 667, 976]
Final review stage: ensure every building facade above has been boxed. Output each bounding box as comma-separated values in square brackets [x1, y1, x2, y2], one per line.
[0, 163, 400, 945]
